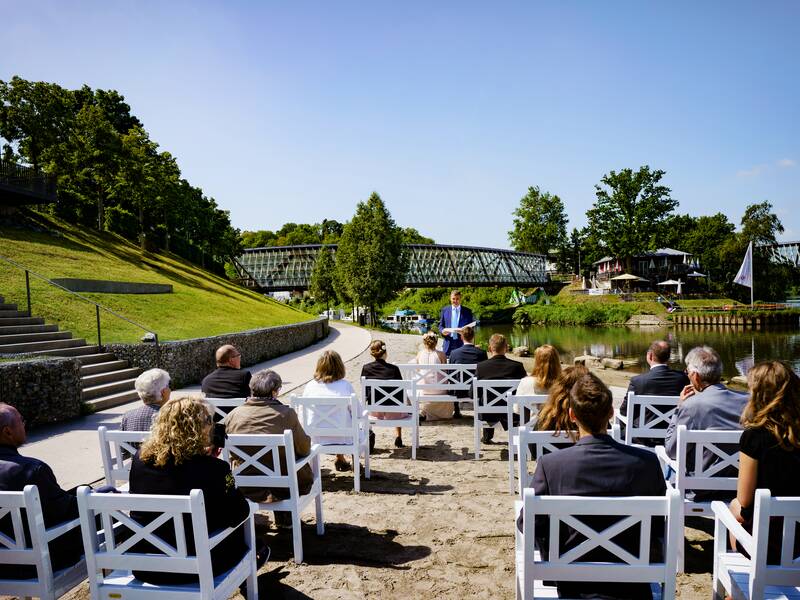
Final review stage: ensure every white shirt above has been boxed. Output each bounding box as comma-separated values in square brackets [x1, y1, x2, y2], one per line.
[301, 378, 360, 445]
[450, 305, 460, 339]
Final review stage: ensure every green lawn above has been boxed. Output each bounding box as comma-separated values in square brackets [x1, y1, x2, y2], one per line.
[0, 211, 312, 343]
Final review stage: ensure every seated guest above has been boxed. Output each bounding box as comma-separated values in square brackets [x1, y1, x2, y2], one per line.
[533, 365, 588, 438]
[0, 403, 83, 579]
[620, 340, 689, 444]
[448, 325, 487, 418]
[521, 373, 667, 600]
[302, 350, 360, 472]
[414, 332, 453, 421]
[518, 344, 561, 396]
[360, 340, 404, 449]
[729, 361, 800, 564]
[201, 344, 252, 401]
[664, 346, 748, 499]
[476, 333, 527, 444]
[129, 395, 261, 584]
[121, 368, 171, 431]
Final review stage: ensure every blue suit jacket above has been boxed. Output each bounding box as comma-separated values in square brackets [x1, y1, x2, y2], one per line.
[439, 304, 474, 355]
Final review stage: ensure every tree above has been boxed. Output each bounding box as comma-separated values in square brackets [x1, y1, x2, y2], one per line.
[401, 227, 435, 245]
[585, 166, 677, 272]
[741, 200, 784, 245]
[335, 192, 408, 324]
[557, 227, 585, 274]
[309, 246, 337, 311]
[509, 186, 568, 255]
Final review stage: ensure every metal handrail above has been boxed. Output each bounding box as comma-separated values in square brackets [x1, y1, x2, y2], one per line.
[0, 254, 160, 365]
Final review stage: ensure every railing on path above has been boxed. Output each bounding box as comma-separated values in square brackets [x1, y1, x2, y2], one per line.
[0, 254, 160, 365]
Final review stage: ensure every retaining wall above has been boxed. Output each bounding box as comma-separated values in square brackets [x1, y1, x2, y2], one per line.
[106, 317, 330, 388]
[672, 313, 799, 330]
[51, 278, 173, 294]
[0, 357, 82, 426]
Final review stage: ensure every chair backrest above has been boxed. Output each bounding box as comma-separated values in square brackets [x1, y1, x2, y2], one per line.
[291, 394, 360, 445]
[222, 430, 299, 497]
[76, 486, 217, 593]
[0, 485, 51, 579]
[397, 363, 476, 395]
[511, 394, 549, 427]
[360, 378, 415, 414]
[750, 490, 800, 590]
[518, 488, 680, 598]
[473, 379, 520, 416]
[205, 397, 247, 420]
[98, 426, 150, 487]
[624, 393, 680, 445]
[675, 426, 742, 495]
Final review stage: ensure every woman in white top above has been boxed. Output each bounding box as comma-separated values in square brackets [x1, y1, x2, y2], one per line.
[517, 344, 562, 425]
[302, 350, 358, 472]
[414, 331, 453, 421]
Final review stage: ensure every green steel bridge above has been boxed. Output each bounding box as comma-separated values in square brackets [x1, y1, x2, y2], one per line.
[234, 244, 548, 292]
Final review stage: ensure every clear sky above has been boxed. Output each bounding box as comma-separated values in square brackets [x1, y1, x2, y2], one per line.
[3, 1, 798, 247]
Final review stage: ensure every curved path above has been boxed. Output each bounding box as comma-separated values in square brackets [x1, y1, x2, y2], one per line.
[22, 321, 371, 489]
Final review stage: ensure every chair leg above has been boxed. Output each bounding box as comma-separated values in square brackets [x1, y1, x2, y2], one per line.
[291, 510, 303, 564]
[354, 452, 361, 493]
[315, 489, 324, 535]
[677, 511, 685, 572]
[364, 444, 371, 479]
[412, 422, 418, 460]
[245, 512, 259, 600]
[508, 444, 516, 494]
[474, 419, 481, 460]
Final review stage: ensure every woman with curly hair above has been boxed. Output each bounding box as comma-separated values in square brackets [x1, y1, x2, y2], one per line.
[533, 364, 589, 439]
[129, 394, 263, 584]
[729, 361, 800, 563]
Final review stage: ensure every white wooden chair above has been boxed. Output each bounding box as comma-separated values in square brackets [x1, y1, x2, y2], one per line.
[360, 378, 419, 459]
[656, 425, 743, 571]
[473, 379, 521, 460]
[398, 362, 476, 414]
[204, 397, 247, 420]
[515, 488, 681, 600]
[712, 490, 800, 600]
[505, 395, 549, 494]
[0, 485, 87, 600]
[76, 486, 258, 599]
[98, 426, 150, 490]
[291, 394, 370, 492]
[223, 431, 324, 564]
[615, 393, 680, 446]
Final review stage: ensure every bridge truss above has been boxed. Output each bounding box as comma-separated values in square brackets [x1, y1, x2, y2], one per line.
[235, 244, 548, 292]
[767, 241, 800, 268]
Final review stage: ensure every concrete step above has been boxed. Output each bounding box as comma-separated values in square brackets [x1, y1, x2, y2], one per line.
[0, 310, 32, 318]
[0, 338, 87, 354]
[0, 316, 44, 326]
[0, 303, 18, 311]
[72, 352, 118, 365]
[0, 324, 59, 335]
[0, 331, 72, 345]
[34, 345, 101, 358]
[81, 367, 141, 387]
[81, 378, 138, 401]
[80, 360, 130, 376]
[85, 389, 140, 412]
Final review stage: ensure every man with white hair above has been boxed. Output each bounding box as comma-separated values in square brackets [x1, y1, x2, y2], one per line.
[120, 368, 171, 431]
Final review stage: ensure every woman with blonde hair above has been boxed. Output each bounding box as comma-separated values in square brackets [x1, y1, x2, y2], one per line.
[361, 340, 407, 449]
[518, 344, 562, 396]
[413, 331, 453, 421]
[533, 365, 589, 439]
[302, 350, 359, 471]
[129, 394, 263, 584]
[729, 361, 800, 563]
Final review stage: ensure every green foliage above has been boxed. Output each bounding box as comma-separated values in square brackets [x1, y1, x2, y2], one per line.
[309, 246, 337, 308]
[381, 286, 519, 323]
[401, 227, 435, 245]
[513, 302, 645, 326]
[741, 201, 784, 245]
[240, 221, 435, 249]
[509, 186, 568, 255]
[104, 205, 138, 240]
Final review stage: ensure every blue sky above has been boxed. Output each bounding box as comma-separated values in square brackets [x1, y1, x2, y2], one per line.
[3, 1, 798, 247]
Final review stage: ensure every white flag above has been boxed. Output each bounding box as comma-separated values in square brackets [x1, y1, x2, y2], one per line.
[733, 241, 753, 288]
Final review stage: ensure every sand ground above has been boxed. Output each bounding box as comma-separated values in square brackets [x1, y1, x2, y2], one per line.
[52, 330, 713, 600]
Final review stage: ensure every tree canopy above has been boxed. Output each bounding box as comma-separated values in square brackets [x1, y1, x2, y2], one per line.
[508, 186, 568, 255]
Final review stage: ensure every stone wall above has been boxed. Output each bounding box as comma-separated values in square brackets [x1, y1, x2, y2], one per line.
[0, 357, 82, 426]
[106, 317, 330, 388]
[51, 278, 173, 294]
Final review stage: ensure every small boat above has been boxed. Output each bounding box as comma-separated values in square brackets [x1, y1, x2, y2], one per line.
[380, 309, 431, 333]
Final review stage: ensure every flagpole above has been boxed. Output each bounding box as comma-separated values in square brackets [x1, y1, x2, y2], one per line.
[750, 241, 754, 309]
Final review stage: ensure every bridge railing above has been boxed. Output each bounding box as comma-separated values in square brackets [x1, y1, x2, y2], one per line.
[0, 159, 57, 202]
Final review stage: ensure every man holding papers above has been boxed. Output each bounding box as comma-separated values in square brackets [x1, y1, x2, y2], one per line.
[439, 289, 475, 357]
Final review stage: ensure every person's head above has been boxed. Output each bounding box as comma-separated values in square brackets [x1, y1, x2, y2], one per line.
[460, 325, 475, 343]
[743, 361, 800, 450]
[536, 365, 588, 439]
[0, 403, 26, 447]
[647, 340, 671, 366]
[134, 368, 171, 406]
[249, 369, 283, 398]
[531, 345, 562, 389]
[370, 340, 388, 360]
[215, 344, 241, 368]
[314, 350, 346, 383]
[685, 345, 723, 387]
[422, 331, 438, 351]
[139, 394, 213, 467]
[450, 290, 461, 307]
[569, 372, 614, 435]
[488, 333, 508, 356]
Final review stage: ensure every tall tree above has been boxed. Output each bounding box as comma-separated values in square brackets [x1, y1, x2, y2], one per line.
[586, 166, 677, 272]
[508, 186, 568, 255]
[335, 192, 408, 324]
[401, 227, 435, 245]
[309, 246, 337, 312]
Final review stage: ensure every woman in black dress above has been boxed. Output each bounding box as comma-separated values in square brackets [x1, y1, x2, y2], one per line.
[729, 360, 800, 563]
[361, 340, 406, 449]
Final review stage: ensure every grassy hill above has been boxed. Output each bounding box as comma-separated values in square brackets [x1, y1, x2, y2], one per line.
[0, 210, 312, 343]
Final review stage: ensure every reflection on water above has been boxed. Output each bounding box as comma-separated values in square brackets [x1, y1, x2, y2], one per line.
[475, 324, 800, 378]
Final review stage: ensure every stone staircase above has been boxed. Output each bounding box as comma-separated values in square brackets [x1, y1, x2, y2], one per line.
[0, 296, 141, 411]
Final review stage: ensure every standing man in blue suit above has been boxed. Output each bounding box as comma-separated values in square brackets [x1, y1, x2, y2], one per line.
[439, 290, 474, 358]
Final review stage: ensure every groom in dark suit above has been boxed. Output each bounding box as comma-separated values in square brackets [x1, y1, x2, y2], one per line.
[438, 290, 474, 357]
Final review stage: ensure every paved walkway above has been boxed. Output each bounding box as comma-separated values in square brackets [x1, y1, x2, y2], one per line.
[23, 321, 371, 489]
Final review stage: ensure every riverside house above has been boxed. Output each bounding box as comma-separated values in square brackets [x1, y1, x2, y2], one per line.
[592, 248, 700, 289]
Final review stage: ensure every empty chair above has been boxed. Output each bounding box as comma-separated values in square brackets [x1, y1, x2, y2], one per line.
[97, 425, 149, 490]
[361, 378, 419, 459]
[615, 393, 680, 447]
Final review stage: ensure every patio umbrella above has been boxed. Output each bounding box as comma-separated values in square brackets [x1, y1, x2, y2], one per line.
[687, 271, 707, 277]
[657, 279, 681, 286]
[611, 273, 641, 281]
[677, 280, 683, 295]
